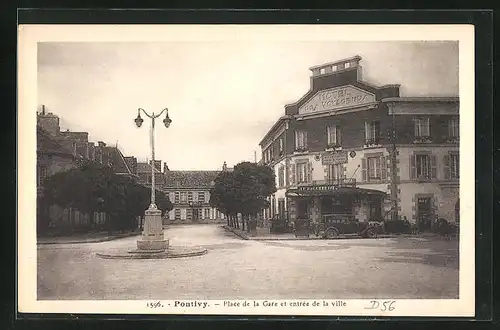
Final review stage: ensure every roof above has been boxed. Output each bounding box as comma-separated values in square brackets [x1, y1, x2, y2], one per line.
[258, 115, 290, 147]
[381, 96, 459, 103]
[137, 162, 161, 173]
[163, 170, 221, 188]
[110, 147, 133, 175]
[37, 127, 75, 158]
[285, 186, 387, 198]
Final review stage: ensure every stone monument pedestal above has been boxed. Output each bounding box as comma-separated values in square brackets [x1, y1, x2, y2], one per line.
[137, 205, 169, 251]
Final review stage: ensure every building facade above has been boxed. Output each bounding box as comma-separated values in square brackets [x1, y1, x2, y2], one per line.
[161, 162, 231, 224]
[36, 107, 138, 232]
[259, 56, 459, 232]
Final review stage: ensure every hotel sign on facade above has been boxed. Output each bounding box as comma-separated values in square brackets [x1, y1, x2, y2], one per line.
[299, 85, 376, 115]
[322, 151, 348, 165]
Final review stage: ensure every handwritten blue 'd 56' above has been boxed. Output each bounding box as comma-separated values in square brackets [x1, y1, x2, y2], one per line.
[365, 300, 396, 312]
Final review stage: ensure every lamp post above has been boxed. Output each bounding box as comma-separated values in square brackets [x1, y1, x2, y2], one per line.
[134, 107, 172, 251]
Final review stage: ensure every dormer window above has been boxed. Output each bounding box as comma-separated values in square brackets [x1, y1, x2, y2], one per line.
[332, 65, 338, 72]
[345, 62, 351, 68]
[320, 68, 326, 75]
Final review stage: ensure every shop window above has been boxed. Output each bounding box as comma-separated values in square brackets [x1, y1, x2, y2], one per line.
[448, 117, 459, 138]
[295, 130, 308, 151]
[361, 156, 387, 182]
[444, 152, 459, 180]
[413, 117, 430, 139]
[410, 154, 436, 180]
[198, 191, 205, 203]
[364, 120, 381, 145]
[327, 125, 342, 147]
[278, 165, 285, 188]
[174, 192, 180, 203]
[174, 209, 181, 220]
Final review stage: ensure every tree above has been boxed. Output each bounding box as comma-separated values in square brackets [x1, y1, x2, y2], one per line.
[209, 171, 240, 228]
[232, 162, 277, 232]
[209, 162, 277, 232]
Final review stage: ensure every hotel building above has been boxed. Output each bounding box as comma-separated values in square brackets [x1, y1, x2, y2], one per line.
[259, 56, 459, 231]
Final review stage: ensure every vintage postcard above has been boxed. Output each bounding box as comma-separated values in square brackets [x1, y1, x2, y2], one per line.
[18, 24, 475, 317]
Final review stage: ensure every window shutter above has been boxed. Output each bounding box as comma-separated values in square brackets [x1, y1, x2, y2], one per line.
[337, 126, 342, 145]
[361, 158, 367, 181]
[380, 156, 387, 180]
[410, 155, 417, 180]
[430, 155, 437, 179]
[364, 122, 369, 140]
[413, 119, 418, 137]
[291, 164, 296, 185]
[307, 162, 312, 183]
[304, 131, 308, 147]
[443, 154, 450, 180]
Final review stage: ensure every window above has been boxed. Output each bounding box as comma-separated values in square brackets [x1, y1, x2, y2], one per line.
[368, 157, 382, 180]
[296, 162, 310, 184]
[278, 166, 285, 187]
[180, 192, 187, 202]
[326, 164, 344, 182]
[327, 125, 342, 146]
[147, 175, 152, 184]
[198, 192, 205, 203]
[364, 121, 381, 145]
[450, 154, 459, 179]
[448, 117, 459, 138]
[361, 156, 387, 182]
[204, 208, 210, 219]
[410, 154, 436, 180]
[345, 62, 351, 68]
[279, 138, 284, 155]
[187, 192, 193, 202]
[186, 209, 192, 220]
[295, 130, 308, 150]
[416, 155, 430, 178]
[216, 210, 220, 218]
[174, 192, 180, 203]
[445, 153, 459, 180]
[174, 209, 181, 220]
[37, 165, 48, 185]
[164, 211, 169, 220]
[414, 118, 430, 138]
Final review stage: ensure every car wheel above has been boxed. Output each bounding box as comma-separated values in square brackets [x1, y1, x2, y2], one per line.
[366, 228, 377, 238]
[325, 227, 340, 239]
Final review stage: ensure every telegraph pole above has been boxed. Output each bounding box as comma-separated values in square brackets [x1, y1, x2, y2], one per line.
[389, 104, 399, 222]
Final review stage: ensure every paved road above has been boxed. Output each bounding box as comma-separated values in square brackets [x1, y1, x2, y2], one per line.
[37, 224, 459, 300]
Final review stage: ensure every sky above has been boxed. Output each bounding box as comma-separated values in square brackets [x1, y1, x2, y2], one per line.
[37, 40, 459, 170]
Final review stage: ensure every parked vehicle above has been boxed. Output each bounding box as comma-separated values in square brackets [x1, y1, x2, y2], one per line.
[313, 214, 384, 239]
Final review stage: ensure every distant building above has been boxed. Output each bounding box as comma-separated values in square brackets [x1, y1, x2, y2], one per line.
[259, 56, 459, 232]
[36, 107, 138, 232]
[161, 162, 231, 224]
[136, 160, 165, 186]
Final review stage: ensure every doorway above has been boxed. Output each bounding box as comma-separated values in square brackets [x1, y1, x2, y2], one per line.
[192, 208, 200, 222]
[416, 196, 433, 232]
[296, 199, 309, 219]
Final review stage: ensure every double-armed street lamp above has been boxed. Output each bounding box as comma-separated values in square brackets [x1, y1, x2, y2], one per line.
[134, 107, 172, 251]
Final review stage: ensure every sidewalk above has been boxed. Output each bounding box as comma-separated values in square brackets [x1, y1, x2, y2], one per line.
[222, 226, 455, 241]
[37, 230, 141, 245]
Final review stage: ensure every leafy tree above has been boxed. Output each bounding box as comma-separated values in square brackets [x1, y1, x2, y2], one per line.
[41, 160, 173, 234]
[209, 162, 276, 231]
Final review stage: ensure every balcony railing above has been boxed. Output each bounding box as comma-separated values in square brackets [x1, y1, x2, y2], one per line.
[296, 178, 356, 191]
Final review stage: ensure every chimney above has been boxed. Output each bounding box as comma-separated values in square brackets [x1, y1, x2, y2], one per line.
[163, 162, 170, 172]
[222, 161, 227, 171]
[309, 55, 362, 78]
[98, 141, 106, 147]
[41, 105, 46, 115]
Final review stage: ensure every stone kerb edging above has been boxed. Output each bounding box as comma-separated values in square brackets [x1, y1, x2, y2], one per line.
[222, 225, 250, 240]
[95, 246, 208, 260]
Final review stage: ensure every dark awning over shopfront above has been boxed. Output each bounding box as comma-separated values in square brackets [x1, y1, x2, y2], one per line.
[285, 186, 387, 198]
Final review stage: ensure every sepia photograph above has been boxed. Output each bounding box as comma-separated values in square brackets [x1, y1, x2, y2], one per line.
[18, 24, 475, 317]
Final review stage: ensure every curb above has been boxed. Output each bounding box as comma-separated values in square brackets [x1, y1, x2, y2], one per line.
[37, 232, 141, 245]
[95, 247, 208, 260]
[222, 226, 250, 240]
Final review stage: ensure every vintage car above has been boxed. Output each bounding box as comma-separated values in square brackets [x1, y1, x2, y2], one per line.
[312, 214, 384, 239]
